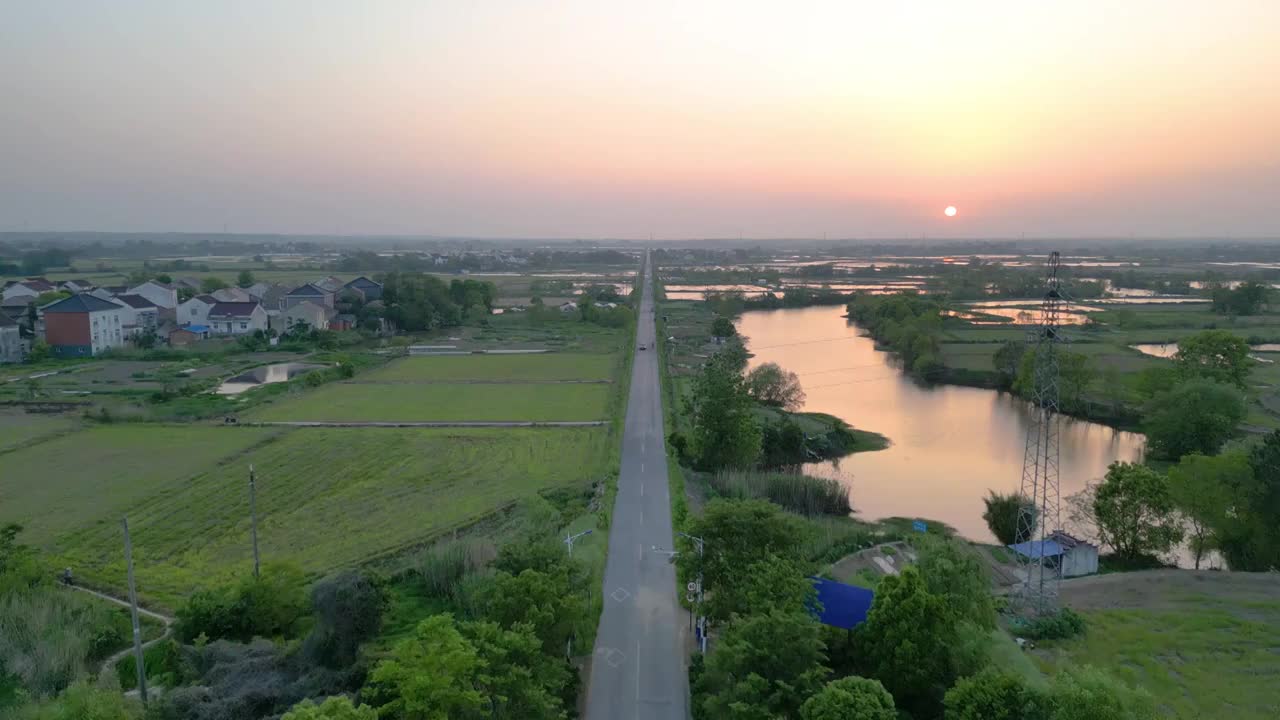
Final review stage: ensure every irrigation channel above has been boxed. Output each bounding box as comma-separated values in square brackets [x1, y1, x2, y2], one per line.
[737, 305, 1149, 547]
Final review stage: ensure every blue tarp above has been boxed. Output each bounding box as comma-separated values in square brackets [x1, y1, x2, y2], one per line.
[809, 577, 875, 630]
[1007, 539, 1066, 559]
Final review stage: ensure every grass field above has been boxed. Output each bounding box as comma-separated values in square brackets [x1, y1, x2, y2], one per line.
[248, 382, 611, 422]
[1, 425, 611, 607]
[0, 410, 81, 452]
[0, 425, 278, 545]
[1036, 570, 1280, 720]
[361, 353, 617, 382]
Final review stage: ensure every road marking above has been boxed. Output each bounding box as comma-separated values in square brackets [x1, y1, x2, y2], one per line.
[635, 640, 641, 701]
[641, 483, 645, 497]
[641, 462, 645, 473]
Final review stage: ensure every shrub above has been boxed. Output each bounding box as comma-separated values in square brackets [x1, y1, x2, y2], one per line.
[982, 490, 1035, 546]
[1016, 608, 1086, 641]
[175, 565, 309, 644]
[413, 541, 490, 599]
[302, 571, 384, 669]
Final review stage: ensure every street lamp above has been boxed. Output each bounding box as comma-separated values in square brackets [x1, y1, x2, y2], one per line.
[564, 529, 592, 557]
[677, 532, 707, 653]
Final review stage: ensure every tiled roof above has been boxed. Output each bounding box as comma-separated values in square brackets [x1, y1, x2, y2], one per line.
[43, 293, 125, 313]
[208, 302, 262, 319]
[287, 283, 330, 296]
[114, 294, 158, 309]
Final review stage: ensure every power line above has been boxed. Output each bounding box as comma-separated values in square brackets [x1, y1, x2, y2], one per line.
[748, 335, 862, 351]
[803, 373, 903, 391]
[795, 362, 885, 377]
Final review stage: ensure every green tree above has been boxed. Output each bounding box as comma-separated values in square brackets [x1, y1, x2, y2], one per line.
[480, 567, 583, 655]
[282, 696, 377, 720]
[944, 668, 1049, 720]
[1046, 666, 1157, 720]
[1143, 380, 1245, 460]
[1092, 463, 1183, 561]
[43, 681, 136, 720]
[711, 315, 737, 339]
[1215, 431, 1280, 571]
[695, 610, 828, 720]
[914, 534, 997, 630]
[744, 362, 806, 410]
[689, 351, 762, 470]
[1174, 330, 1251, 388]
[800, 676, 896, 720]
[982, 490, 1034, 546]
[992, 340, 1026, 389]
[200, 276, 229, 293]
[853, 566, 967, 719]
[1017, 350, 1094, 413]
[237, 269, 256, 288]
[1166, 453, 1246, 569]
[677, 499, 807, 623]
[369, 614, 486, 719]
[710, 554, 815, 621]
[303, 570, 384, 668]
[369, 614, 569, 720]
[175, 563, 309, 643]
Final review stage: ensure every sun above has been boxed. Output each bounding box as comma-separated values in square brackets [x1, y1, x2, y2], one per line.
[944, 205, 958, 217]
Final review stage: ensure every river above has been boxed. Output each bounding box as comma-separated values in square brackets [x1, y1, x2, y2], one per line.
[736, 305, 1146, 544]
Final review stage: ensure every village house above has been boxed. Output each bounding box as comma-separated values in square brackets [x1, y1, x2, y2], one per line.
[177, 295, 218, 326]
[343, 276, 383, 301]
[1007, 530, 1099, 579]
[211, 286, 253, 303]
[279, 300, 330, 333]
[126, 279, 178, 309]
[112, 294, 160, 335]
[255, 284, 290, 312]
[41, 294, 130, 357]
[207, 302, 269, 335]
[168, 325, 208, 346]
[59, 279, 94, 294]
[0, 314, 23, 363]
[2, 278, 55, 302]
[285, 283, 334, 309]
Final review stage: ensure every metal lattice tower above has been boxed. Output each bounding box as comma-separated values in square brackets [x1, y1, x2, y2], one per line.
[1015, 252, 1064, 616]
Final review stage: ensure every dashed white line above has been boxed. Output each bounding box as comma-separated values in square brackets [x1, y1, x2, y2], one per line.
[635, 640, 641, 701]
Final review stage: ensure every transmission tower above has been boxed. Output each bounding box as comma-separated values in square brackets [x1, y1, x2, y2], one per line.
[1015, 251, 1065, 616]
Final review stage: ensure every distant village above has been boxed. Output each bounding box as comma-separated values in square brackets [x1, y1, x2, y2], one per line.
[0, 274, 383, 361]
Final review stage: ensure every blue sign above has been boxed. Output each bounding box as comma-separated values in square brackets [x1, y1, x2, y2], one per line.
[912, 520, 928, 533]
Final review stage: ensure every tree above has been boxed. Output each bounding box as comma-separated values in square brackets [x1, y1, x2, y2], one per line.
[711, 315, 737, 339]
[303, 571, 384, 668]
[914, 534, 997, 630]
[1091, 463, 1183, 561]
[688, 351, 762, 470]
[853, 566, 965, 719]
[800, 676, 896, 720]
[1174, 330, 1251, 388]
[42, 681, 136, 720]
[1166, 453, 1246, 569]
[944, 668, 1049, 720]
[710, 554, 815, 622]
[200, 276, 229, 293]
[1046, 666, 1157, 720]
[369, 614, 569, 720]
[1211, 281, 1269, 316]
[744, 363, 806, 410]
[1213, 431, 1280, 571]
[982, 490, 1034, 546]
[1143, 380, 1245, 460]
[695, 610, 828, 720]
[480, 566, 583, 655]
[237, 270, 256, 288]
[677, 499, 807, 623]
[1017, 349, 1094, 413]
[175, 564, 309, 643]
[283, 696, 377, 720]
[133, 328, 158, 350]
[992, 340, 1025, 389]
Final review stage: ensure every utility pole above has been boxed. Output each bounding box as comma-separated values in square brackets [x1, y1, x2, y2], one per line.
[249, 464, 260, 579]
[678, 532, 707, 653]
[122, 517, 148, 704]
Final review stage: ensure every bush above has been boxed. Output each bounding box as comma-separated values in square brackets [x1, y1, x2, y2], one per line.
[413, 541, 491, 599]
[175, 565, 309, 644]
[982, 490, 1035, 546]
[944, 668, 1050, 720]
[301, 571, 383, 669]
[1016, 607, 1086, 641]
[115, 639, 187, 692]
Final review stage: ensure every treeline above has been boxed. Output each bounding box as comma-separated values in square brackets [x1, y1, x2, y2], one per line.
[846, 294, 944, 376]
[1209, 280, 1270, 315]
[0, 247, 75, 275]
[379, 273, 496, 330]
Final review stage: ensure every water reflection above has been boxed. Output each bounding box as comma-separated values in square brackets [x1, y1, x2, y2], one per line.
[736, 306, 1146, 543]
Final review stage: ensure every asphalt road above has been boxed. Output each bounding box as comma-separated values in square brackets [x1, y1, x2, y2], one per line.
[585, 253, 689, 720]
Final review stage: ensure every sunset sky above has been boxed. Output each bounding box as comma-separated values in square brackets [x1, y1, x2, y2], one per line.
[2, 1, 1278, 238]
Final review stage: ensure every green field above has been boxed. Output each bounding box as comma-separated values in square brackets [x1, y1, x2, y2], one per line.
[0, 410, 81, 452]
[0, 425, 277, 545]
[248, 382, 611, 422]
[362, 353, 617, 382]
[1039, 571, 1280, 720]
[0, 425, 611, 606]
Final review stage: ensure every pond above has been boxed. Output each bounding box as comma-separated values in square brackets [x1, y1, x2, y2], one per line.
[736, 305, 1147, 545]
[215, 362, 327, 395]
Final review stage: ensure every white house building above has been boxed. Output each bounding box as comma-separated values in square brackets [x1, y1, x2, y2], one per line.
[281, 300, 330, 333]
[126, 280, 178, 309]
[178, 295, 218, 326]
[112, 294, 160, 335]
[207, 302, 269, 335]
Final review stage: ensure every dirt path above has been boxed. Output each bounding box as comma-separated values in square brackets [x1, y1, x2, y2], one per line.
[63, 584, 175, 677]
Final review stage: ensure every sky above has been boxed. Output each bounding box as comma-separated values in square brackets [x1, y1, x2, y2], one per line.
[2, 1, 1278, 239]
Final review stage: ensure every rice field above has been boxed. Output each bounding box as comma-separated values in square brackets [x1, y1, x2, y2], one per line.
[0, 425, 611, 607]
[0, 411, 81, 453]
[247, 382, 612, 422]
[361, 353, 617, 382]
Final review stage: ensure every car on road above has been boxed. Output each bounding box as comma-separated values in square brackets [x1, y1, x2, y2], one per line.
[638, 344, 647, 350]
